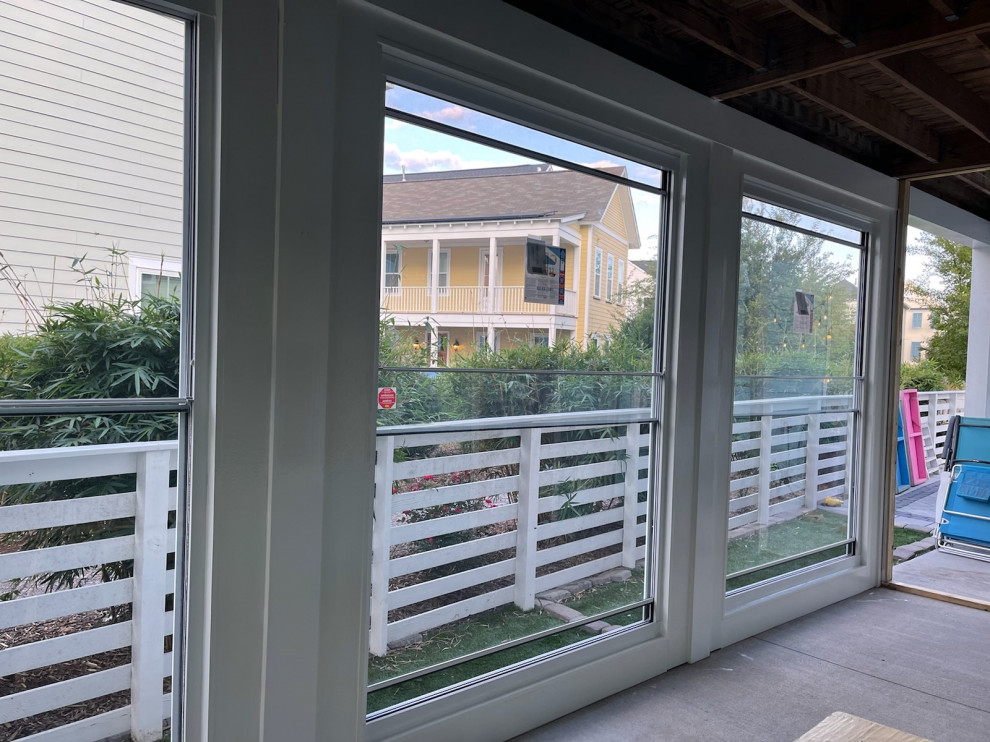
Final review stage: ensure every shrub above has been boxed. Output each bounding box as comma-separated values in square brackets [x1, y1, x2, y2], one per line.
[900, 359, 952, 392]
[0, 296, 180, 593]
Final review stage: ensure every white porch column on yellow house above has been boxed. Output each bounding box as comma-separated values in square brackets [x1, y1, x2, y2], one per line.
[583, 225, 595, 347]
[380, 238, 388, 302]
[549, 231, 560, 347]
[571, 230, 582, 347]
[430, 237, 441, 315]
[487, 236, 497, 350]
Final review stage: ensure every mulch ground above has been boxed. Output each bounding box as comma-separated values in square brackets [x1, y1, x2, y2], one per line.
[0, 607, 171, 741]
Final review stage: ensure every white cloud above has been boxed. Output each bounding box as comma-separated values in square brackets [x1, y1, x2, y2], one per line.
[582, 159, 622, 170]
[419, 105, 469, 123]
[383, 142, 506, 172]
[383, 119, 407, 131]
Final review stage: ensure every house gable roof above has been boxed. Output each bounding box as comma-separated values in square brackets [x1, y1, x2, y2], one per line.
[382, 164, 624, 225]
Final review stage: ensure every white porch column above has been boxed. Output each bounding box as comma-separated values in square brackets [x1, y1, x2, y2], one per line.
[487, 236, 497, 349]
[966, 246, 990, 416]
[431, 237, 441, 314]
[549, 232, 560, 346]
[380, 239, 387, 300]
[583, 226, 595, 347]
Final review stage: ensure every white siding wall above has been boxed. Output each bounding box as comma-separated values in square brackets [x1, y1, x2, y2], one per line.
[0, 0, 184, 333]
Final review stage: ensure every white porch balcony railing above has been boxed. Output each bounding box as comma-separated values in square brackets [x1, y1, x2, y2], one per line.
[0, 441, 177, 742]
[381, 286, 579, 317]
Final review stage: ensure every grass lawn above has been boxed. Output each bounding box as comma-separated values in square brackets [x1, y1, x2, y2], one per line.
[726, 510, 849, 591]
[367, 570, 646, 714]
[725, 511, 933, 591]
[891, 525, 931, 549]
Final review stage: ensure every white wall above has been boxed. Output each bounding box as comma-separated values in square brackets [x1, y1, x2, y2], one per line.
[0, 0, 184, 331]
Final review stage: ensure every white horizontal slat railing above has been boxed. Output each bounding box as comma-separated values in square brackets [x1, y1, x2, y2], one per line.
[0, 440, 177, 742]
[728, 396, 855, 532]
[915, 390, 965, 462]
[370, 413, 652, 655]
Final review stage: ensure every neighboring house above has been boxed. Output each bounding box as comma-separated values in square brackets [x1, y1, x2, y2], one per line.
[626, 259, 654, 318]
[0, 0, 185, 333]
[380, 164, 638, 358]
[902, 290, 935, 363]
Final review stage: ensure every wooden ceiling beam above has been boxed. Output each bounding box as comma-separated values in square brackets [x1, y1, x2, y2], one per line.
[791, 73, 941, 162]
[929, 0, 964, 21]
[892, 131, 990, 178]
[776, 0, 858, 47]
[710, 3, 990, 99]
[631, 0, 772, 71]
[958, 172, 990, 197]
[874, 52, 990, 141]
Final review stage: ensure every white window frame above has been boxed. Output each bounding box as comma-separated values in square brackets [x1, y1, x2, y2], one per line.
[428, 247, 451, 296]
[531, 331, 549, 346]
[606, 253, 614, 302]
[593, 247, 602, 298]
[910, 341, 922, 360]
[129, 254, 182, 301]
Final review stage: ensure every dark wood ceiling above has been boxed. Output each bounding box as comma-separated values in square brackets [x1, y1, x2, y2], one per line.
[506, 0, 990, 220]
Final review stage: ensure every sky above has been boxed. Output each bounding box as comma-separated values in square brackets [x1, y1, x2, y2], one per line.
[383, 85, 941, 275]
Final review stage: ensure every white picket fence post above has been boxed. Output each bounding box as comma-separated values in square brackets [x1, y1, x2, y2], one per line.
[621, 424, 640, 568]
[131, 449, 170, 742]
[758, 414, 773, 525]
[924, 394, 938, 454]
[514, 428, 540, 611]
[804, 413, 820, 510]
[369, 436, 394, 656]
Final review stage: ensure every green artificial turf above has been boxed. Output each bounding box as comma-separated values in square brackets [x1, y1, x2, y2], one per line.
[725, 510, 849, 591]
[367, 571, 647, 714]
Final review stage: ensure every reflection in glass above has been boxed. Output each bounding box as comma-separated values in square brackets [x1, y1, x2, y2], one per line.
[727, 199, 865, 593]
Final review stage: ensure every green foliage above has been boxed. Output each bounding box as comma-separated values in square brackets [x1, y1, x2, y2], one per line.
[735, 206, 859, 400]
[899, 359, 952, 392]
[908, 233, 971, 386]
[0, 296, 180, 593]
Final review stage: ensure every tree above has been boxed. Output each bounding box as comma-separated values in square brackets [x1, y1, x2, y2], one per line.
[908, 232, 970, 387]
[735, 207, 860, 399]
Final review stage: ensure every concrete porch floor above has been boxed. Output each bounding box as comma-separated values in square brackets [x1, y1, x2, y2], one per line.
[512, 588, 990, 742]
[893, 549, 990, 604]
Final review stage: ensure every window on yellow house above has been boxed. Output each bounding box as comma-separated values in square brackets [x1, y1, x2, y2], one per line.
[606, 253, 614, 302]
[617, 259, 625, 305]
[594, 247, 603, 298]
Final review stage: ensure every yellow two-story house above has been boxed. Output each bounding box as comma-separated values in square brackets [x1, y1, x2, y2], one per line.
[380, 163, 639, 361]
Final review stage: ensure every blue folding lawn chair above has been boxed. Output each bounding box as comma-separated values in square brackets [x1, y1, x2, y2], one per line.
[936, 416, 990, 561]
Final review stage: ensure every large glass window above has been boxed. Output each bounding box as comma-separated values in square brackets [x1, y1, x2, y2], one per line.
[372, 84, 667, 715]
[726, 196, 865, 592]
[0, 2, 191, 741]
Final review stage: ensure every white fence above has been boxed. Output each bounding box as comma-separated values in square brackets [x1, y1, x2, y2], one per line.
[916, 389, 966, 459]
[0, 441, 177, 742]
[729, 396, 853, 531]
[371, 413, 651, 655]
[727, 391, 966, 532]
